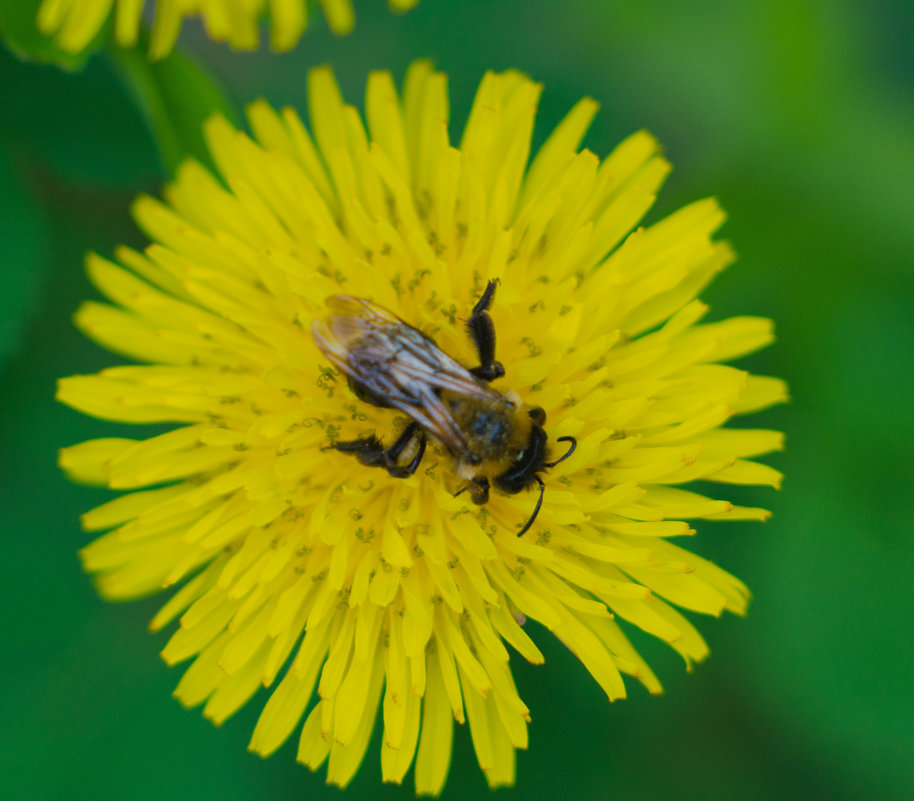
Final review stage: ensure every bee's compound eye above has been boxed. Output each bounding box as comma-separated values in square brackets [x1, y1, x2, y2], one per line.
[528, 406, 546, 426]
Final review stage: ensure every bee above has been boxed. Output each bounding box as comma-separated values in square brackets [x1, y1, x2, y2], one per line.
[311, 281, 576, 536]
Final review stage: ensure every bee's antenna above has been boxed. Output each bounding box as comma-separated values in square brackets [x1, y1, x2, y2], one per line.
[544, 435, 577, 468]
[517, 475, 545, 537]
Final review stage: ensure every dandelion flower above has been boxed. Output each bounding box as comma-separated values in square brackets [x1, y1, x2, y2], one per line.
[36, 0, 419, 57]
[58, 63, 786, 793]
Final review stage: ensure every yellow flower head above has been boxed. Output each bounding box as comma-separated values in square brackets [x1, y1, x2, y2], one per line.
[58, 63, 786, 793]
[37, 0, 419, 57]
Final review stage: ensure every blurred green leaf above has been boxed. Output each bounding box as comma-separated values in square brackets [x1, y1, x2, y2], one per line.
[0, 0, 101, 70]
[0, 135, 47, 366]
[0, 45, 160, 188]
[107, 38, 239, 176]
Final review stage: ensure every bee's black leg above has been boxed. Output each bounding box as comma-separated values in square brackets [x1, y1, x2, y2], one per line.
[468, 477, 490, 505]
[453, 476, 489, 504]
[335, 423, 426, 479]
[467, 280, 506, 383]
[384, 422, 426, 478]
[334, 435, 388, 467]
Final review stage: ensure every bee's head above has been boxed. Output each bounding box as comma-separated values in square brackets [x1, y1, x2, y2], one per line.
[493, 407, 577, 536]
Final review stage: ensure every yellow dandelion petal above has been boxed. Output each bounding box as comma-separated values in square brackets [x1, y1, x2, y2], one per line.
[35, 0, 421, 56]
[60, 64, 786, 792]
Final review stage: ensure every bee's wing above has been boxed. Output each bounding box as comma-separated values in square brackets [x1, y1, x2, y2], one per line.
[312, 295, 496, 455]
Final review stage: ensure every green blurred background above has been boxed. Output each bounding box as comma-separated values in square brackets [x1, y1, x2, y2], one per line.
[2, 0, 913, 798]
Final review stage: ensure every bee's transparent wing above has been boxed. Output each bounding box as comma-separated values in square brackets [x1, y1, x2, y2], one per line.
[311, 295, 497, 455]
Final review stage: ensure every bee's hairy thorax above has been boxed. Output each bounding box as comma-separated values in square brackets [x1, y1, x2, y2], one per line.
[442, 389, 536, 480]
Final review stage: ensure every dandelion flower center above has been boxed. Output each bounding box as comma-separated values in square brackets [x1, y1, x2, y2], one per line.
[58, 63, 786, 794]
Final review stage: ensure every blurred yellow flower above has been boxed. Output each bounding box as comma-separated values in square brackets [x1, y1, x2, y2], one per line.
[58, 63, 786, 793]
[37, 0, 419, 57]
